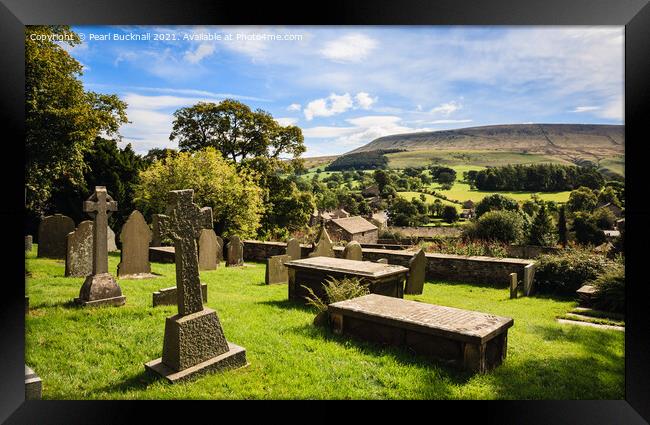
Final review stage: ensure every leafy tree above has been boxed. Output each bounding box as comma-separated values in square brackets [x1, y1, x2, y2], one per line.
[442, 205, 459, 223]
[571, 212, 606, 245]
[373, 169, 392, 193]
[528, 204, 557, 246]
[169, 100, 305, 163]
[438, 172, 456, 185]
[387, 198, 427, 226]
[558, 205, 568, 247]
[474, 194, 519, 217]
[143, 147, 178, 165]
[592, 208, 617, 230]
[464, 210, 525, 243]
[597, 186, 621, 208]
[566, 186, 598, 213]
[25, 25, 128, 216]
[133, 148, 264, 238]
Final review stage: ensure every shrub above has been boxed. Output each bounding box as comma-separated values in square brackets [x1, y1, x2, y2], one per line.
[528, 204, 557, 246]
[572, 212, 606, 245]
[442, 205, 459, 223]
[303, 277, 370, 326]
[589, 266, 625, 313]
[463, 210, 525, 243]
[474, 194, 519, 217]
[535, 248, 618, 294]
[592, 208, 617, 230]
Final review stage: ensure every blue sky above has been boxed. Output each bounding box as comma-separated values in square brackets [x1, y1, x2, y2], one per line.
[66, 26, 624, 157]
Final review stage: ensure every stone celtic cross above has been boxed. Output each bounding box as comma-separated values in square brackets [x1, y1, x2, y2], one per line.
[158, 190, 213, 316]
[83, 186, 117, 275]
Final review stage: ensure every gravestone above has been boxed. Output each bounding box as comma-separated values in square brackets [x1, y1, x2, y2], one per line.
[107, 226, 118, 252]
[510, 273, 518, 299]
[198, 229, 218, 270]
[65, 220, 94, 277]
[151, 214, 163, 247]
[153, 284, 208, 307]
[215, 235, 224, 263]
[377, 258, 388, 264]
[37, 214, 75, 259]
[226, 235, 244, 267]
[404, 249, 426, 295]
[74, 187, 126, 307]
[144, 189, 247, 383]
[118, 210, 152, 277]
[265, 254, 290, 285]
[308, 227, 334, 258]
[343, 240, 363, 261]
[286, 238, 301, 260]
[25, 235, 33, 252]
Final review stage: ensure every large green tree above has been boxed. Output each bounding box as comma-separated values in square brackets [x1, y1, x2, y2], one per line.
[25, 26, 128, 216]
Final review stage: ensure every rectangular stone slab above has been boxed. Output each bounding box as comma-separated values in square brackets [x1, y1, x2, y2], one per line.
[145, 342, 247, 383]
[285, 257, 408, 279]
[328, 294, 513, 345]
[149, 246, 176, 263]
[153, 284, 208, 307]
[25, 365, 42, 400]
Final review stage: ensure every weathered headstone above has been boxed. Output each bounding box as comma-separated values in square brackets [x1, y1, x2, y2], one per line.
[151, 214, 163, 247]
[523, 263, 536, 296]
[226, 235, 244, 267]
[25, 235, 33, 252]
[265, 254, 290, 285]
[510, 273, 518, 299]
[286, 238, 301, 260]
[37, 214, 75, 259]
[215, 235, 224, 263]
[404, 249, 426, 295]
[144, 189, 246, 383]
[343, 240, 363, 261]
[118, 210, 152, 277]
[74, 186, 126, 307]
[308, 227, 334, 258]
[65, 220, 94, 277]
[153, 284, 208, 307]
[198, 229, 218, 270]
[107, 226, 118, 252]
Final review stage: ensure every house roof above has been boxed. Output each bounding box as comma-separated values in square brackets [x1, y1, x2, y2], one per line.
[330, 216, 378, 234]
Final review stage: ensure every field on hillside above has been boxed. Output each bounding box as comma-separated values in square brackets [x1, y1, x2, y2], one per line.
[385, 150, 574, 169]
[26, 247, 624, 400]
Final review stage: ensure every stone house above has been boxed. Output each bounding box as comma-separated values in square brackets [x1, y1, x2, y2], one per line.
[362, 185, 380, 198]
[325, 216, 379, 243]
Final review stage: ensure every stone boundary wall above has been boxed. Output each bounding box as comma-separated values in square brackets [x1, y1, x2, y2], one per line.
[242, 240, 535, 289]
[505, 245, 563, 259]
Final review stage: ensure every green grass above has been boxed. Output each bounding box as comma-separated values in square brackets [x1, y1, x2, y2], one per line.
[429, 180, 572, 204]
[26, 246, 624, 399]
[397, 191, 459, 207]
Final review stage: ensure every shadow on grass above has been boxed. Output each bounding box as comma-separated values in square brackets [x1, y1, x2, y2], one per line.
[289, 321, 475, 386]
[426, 279, 508, 290]
[256, 299, 315, 313]
[97, 370, 160, 394]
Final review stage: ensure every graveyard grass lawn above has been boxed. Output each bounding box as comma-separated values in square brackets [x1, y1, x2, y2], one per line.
[25, 246, 624, 400]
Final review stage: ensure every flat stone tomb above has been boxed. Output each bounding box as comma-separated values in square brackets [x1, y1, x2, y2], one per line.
[25, 365, 42, 400]
[285, 257, 408, 303]
[149, 246, 176, 263]
[328, 294, 514, 373]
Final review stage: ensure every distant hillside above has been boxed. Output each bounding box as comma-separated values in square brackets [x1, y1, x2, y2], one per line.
[346, 124, 624, 163]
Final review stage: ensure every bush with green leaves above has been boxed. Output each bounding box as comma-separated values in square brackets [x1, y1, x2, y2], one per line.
[474, 194, 519, 217]
[572, 212, 606, 246]
[592, 207, 617, 230]
[589, 265, 625, 313]
[535, 248, 619, 294]
[463, 210, 525, 243]
[303, 277, 370, 326]
[528, 204, 557, 246]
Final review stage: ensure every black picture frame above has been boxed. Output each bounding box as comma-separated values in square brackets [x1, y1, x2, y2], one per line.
[2, 0, 648, 423]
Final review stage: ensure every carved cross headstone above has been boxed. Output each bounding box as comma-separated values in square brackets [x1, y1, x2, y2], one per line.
[157, 190, 213, 315]
[83, 187, 117, 275]
[75, 186, 125, 307]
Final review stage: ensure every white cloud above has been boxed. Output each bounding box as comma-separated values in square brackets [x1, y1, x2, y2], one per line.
[355, 92, 376, 109]
[569, 106, 601, 113]
[320, 33, 378, 63]
[122, 93, 216, 110]
[427, 119, 473, 124]
[287, 103, 302, 111]
[275, 117, 298, 126]
[302, 126, 358, 138]
[430, 101, 462, 116]
[304, 93, 354, 120]
[184, 42, 217, 64]
[597, 97, 624, 121]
